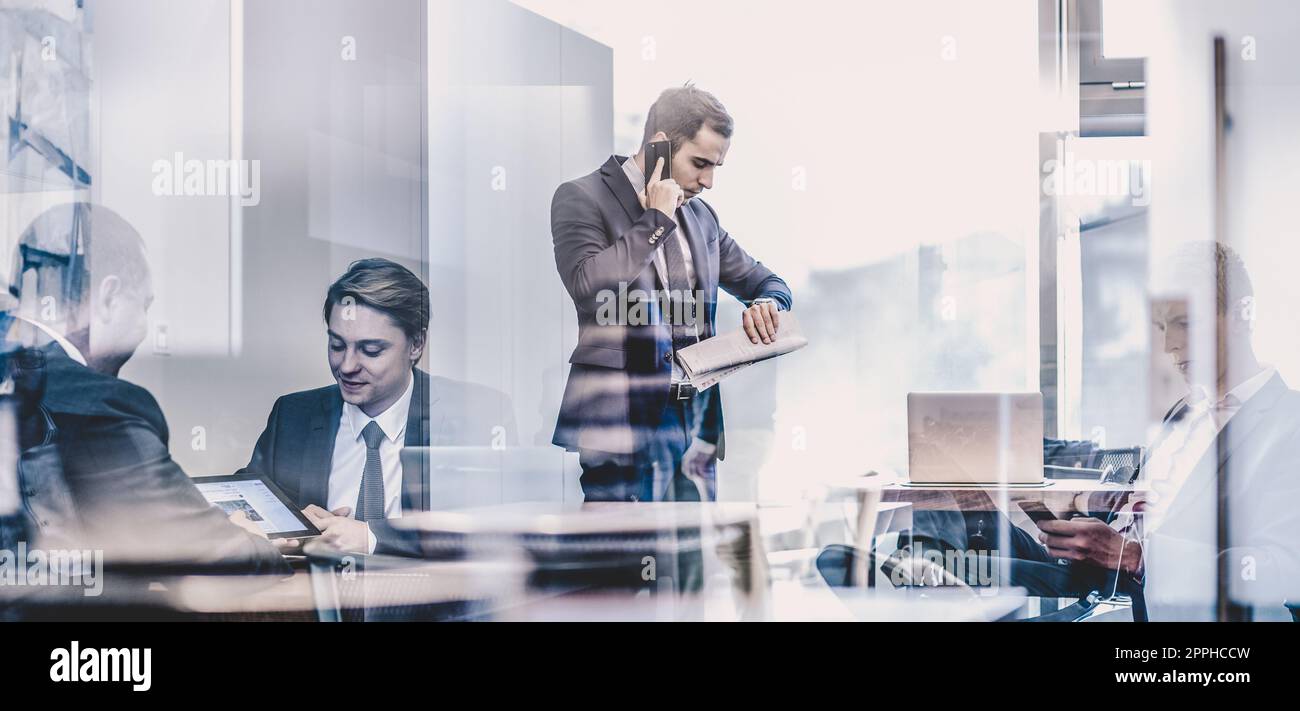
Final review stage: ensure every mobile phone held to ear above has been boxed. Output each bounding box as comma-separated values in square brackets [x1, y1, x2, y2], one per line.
[645, 140, 671, 190]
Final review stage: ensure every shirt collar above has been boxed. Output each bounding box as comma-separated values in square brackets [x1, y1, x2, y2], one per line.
[1188, 365, 1275, 412]
[343, 372, 414, 444]
[13, 315, 87, 366]
[1225, 365, 1275, 406]
[621, 154, 645, 193]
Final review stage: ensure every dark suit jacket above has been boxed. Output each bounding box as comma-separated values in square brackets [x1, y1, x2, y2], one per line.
[240, 369, 517, 556]
[550, 155, 792, 458]
[35, 344, 287, 574]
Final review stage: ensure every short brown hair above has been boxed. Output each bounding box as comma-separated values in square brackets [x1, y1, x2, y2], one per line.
[1166, 241, 1254, 316]
[323, 258, 429, 339]
[641, 84, 734, 153]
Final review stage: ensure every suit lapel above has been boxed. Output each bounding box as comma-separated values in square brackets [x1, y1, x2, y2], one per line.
[402, 369, 436, 512]
[1157, 373, 1288, 528]
[679, 205, 714, 296]
[675, 204, 716, 339]
[303, 386, 344, 509]
[599, 154, 717, 336]
[602, 154, 673, 295]
[1141, 397, 1190, 469]
[601, 155, 644, 226]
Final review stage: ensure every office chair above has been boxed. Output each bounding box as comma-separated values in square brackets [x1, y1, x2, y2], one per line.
[1096, 447, 1143, 485]
[1044, 444, 1143, 483]
[1095, 446, 1142, 474]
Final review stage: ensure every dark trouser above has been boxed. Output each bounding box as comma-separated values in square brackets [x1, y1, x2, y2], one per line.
[819, 504, 1140, 599]
[578, 390, 710, 504]
[903, 506, 1139, 597]
[576, 392, 710, 593]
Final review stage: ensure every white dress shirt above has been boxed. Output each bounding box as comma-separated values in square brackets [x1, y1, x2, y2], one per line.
[327, 375, 414, 552]
[12, 316, 87, 366]
[1135, 365, 1276, 533]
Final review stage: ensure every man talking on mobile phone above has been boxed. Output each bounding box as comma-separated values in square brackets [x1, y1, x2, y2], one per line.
[550, 84, 792, 503]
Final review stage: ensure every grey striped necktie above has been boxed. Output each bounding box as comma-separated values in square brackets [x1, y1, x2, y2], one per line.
[356, 420, 386, 522]
[661, 225, 698, 354]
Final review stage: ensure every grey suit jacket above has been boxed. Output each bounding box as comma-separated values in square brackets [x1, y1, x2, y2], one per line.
[550, 155, 792, 458]
[1140, 372, 1300, 620]
[241, 369, 517, 555]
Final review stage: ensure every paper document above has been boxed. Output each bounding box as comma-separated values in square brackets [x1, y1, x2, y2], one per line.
[689, 362, 753, 391]
[677, 311, 807, 390]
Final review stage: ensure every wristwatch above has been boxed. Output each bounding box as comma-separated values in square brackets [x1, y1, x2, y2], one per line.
[751, 297, 779, 309]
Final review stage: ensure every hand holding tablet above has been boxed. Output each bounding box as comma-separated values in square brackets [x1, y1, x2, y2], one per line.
[195, 474, 321, 541]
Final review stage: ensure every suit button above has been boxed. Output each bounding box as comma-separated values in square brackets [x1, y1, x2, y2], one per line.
[663, 352, 672, 362]
[654, 227, 664, 237]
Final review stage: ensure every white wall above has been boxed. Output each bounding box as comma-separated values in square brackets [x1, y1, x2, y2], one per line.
[90, 0, 428, 475]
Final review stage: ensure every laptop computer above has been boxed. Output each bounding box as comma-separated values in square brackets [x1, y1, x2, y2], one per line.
[906, 392, 1044, 485]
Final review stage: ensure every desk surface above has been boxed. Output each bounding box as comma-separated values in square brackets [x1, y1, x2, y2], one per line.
[501, 579, 1026, 622]
[831, 474, 1141, 512]
[393, 501, 761, 536]
[757, 501, 910, 538]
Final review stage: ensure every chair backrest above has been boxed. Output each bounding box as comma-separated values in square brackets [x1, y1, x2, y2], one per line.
[1097, 446, 1143, 475]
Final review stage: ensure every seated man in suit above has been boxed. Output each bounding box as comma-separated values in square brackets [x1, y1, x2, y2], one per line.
[823, 242, 1300, 620]
[241, 258, 516, 557]
[5, 202, 286, 575]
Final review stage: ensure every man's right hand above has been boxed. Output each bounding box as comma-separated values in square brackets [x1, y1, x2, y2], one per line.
[229, 510, 267, 539]
[229, 510, 303, 553]
[639, 156, 683, 221]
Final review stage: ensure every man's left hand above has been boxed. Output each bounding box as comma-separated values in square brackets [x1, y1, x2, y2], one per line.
[304, 504, 371, 554]
[1038, 517, 1142, 575]
[743, 301, 780, 344]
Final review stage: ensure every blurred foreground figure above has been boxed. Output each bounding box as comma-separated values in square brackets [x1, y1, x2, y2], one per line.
[844, 242, 1300, 621]
[5, 203, 286, 581]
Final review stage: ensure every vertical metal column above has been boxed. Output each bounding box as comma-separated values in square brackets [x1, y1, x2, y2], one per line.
[1211, 35, 1248, 622]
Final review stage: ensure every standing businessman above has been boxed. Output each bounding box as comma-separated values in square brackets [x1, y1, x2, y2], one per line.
[551, 85, 792, 503]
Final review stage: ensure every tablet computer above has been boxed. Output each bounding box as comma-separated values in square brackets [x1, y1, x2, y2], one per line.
[194, 474, 320, 540]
